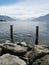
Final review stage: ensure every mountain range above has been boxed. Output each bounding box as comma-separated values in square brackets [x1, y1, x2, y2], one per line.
[0, 14, 49, 22]
[32, 14, 49, 22]
[0, 15, 15, 21]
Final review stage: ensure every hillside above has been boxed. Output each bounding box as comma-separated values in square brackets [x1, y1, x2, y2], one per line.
[32, 14, 49, 22]
[0, 15, 15, 21]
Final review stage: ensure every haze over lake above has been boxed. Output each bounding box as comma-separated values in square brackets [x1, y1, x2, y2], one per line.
[0, 21, 49, 45]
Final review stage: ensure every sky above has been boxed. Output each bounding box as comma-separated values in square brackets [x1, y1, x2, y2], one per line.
[0, 0, 49, 19]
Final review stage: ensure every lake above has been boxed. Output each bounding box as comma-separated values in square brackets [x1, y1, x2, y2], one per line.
[0, 21, 49, 45]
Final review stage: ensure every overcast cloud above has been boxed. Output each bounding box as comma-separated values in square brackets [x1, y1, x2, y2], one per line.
[0, 0, 49, 19]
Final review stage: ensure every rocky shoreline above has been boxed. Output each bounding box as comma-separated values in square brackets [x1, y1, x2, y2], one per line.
[0, 41, 49, 65]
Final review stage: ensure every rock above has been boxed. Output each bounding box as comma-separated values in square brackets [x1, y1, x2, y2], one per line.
[17, 42, 32, 51]
[17, 42, 28, 47]
[33, 55, 49, 65]
[0, 43, 49, 65]
[26, 45, 49, 65]
[21, 50, 35, 65]
[0, 48, 2, 55]
[15, 42, 20, 44]
[22, 45, 49, 65]
[21, 42, 28, 47]
[21, 45, 36, 64]
[34, 45, 49, 54]
[0, 43, 28, 56]
[0, 44, 3, 55]
[0, 53, 26, 65]
[5, 40, 11, 43]
[24, 50, 34, 59]
[23, 45, 35, 60]
[3, 43, 16, 47]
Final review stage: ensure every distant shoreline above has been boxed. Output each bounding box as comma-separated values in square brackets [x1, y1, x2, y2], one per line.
[0, 20, 6, 21]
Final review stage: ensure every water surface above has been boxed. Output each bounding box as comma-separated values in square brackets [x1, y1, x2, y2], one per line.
[0, 21, 49, 45]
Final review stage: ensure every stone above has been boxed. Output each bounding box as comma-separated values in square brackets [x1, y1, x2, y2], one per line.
[5, 40, 11, 43]
[15, 42, 20, 44]
[0, 43, 28, 56]
[34, 45, 49, 54]
[33, 55, 49, 65]
[23, 45, 49, 65]
[0, 48, 2, 55]
[17, 42, 28, 47]
[0, 53, 26, 65]
[21, 45, 36, 64]
[0, 43, 49, 65]
[21, 42, 28, 47]
[25, 45, 49, 65]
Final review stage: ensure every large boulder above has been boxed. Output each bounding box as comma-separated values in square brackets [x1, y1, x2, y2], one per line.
[22, 45, 49, 65]
[0, 43, 49, 65]
[0, 53, 26, 65]
[34, 45, 49, 54]
[0, 43, 28, 56]
[32, 55, 49, 65]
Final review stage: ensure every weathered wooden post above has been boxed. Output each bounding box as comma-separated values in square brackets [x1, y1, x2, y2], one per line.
[10, 25, 14, 42]
[35, 26, 39, 45]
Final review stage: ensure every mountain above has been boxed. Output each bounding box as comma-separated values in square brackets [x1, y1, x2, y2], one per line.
[0, 15, 16, 21]
[32, 14, 49, 22]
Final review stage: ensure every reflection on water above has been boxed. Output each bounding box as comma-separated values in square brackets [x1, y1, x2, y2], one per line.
[0, 21, 49, 45]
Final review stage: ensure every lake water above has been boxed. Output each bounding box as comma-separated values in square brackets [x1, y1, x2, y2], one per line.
[0, 21, 49, 45]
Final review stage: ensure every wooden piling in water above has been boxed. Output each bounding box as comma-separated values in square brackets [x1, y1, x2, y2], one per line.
[10, 25, 13, 42]
[35, 26, 39, 45]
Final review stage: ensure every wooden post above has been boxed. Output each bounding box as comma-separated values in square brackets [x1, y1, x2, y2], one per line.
[35, 26, 39, 45]
[10, 25, 13, 42]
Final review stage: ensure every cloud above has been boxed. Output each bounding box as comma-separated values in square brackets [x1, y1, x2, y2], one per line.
[0, 0, 49, 19]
